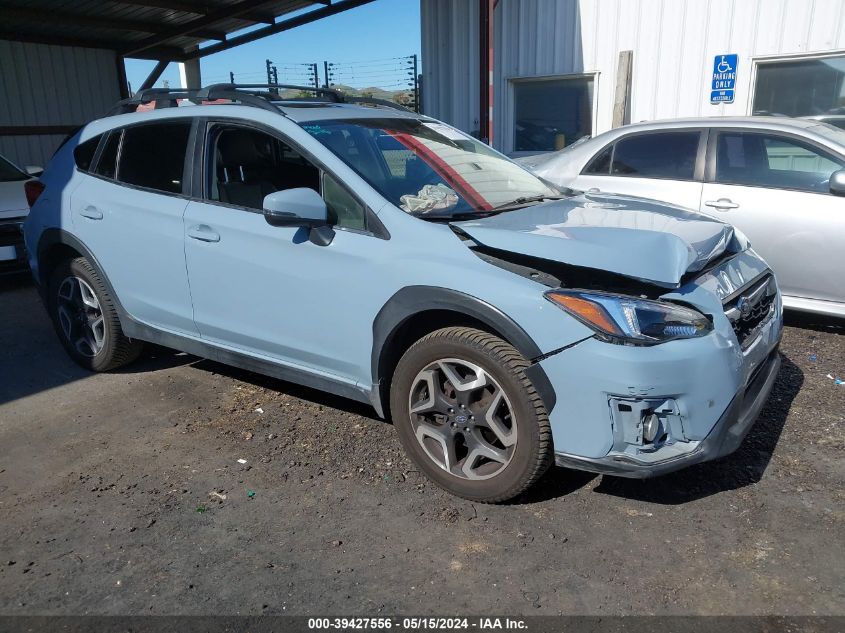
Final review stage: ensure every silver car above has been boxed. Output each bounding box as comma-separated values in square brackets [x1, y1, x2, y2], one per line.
[519, 117, 845, 317]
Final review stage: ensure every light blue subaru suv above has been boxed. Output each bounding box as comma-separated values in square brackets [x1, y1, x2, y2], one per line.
[24, 85, 783, 502]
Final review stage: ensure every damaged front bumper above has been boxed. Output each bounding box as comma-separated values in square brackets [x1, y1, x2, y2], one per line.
[553, 347, 780, 478]
[536, 251, 783, 479]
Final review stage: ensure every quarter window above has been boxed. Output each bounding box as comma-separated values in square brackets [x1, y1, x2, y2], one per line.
[73, 135, 101, 172]
[582, 144, 612, 175]
[117, 122, 191, 194]
[611, 132, 700, 180]
[94, 131, 121, 180]
[715, 132, 845, 193]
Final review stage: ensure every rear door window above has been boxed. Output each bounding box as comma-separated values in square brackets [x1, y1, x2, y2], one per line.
[611, 131, 701, 180]
[117, 122, 191, 194]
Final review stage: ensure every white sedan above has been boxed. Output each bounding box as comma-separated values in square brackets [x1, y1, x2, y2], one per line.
[518, 117, 845, 317]
[0, 153, 40, 272]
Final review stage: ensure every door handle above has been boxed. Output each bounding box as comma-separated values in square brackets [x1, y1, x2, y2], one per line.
[704, 198, 739, 210]
[187, 224, 221, 243]
[79, 206, 103, 220]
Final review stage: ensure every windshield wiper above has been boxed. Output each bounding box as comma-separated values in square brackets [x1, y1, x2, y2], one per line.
[490, 194, 567, 212]
[417, 210, 503, 222]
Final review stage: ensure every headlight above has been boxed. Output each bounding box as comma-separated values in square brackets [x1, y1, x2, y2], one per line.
[545, 290, 712, 344]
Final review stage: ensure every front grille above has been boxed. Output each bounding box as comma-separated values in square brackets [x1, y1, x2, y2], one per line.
[723, 274, 776, 349]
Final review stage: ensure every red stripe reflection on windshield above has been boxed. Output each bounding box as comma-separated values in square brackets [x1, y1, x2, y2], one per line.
[386, 131, 493, 212]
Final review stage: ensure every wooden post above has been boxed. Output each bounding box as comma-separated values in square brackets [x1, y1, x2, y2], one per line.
[612, 50, 633, 128]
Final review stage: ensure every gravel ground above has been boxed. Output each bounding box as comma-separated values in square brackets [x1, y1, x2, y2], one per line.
[0, 274, 843, 615]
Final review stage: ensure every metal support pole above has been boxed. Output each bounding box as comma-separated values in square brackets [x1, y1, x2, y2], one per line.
[266, 58, 273, 85]
[230, 71, 235, 83]
[139, 59, 169, 91]
[478, 0, 494, 145]
[323, 61, 330, 87]
[312, 63, 319, 89]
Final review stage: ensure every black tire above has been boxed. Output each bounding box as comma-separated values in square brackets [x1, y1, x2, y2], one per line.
[47, 257, 143, 371]
[390, 327, 553, 503]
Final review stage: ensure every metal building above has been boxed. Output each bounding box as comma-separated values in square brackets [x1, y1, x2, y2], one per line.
[421, 0, 845, 155]
[0, 0, 375, 168]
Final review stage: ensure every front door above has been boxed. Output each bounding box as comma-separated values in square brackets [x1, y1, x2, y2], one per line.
[700, 130, 845, 304]
[183, 121, 388, 387]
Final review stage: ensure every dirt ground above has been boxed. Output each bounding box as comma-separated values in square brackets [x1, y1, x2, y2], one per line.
[0, 273, 843, 616]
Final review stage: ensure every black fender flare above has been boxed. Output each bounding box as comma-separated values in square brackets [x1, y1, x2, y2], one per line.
[35, 228, 129, 321]
[370, 286, 556, 416]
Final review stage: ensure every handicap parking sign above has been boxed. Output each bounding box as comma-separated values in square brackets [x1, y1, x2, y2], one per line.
[710, 54, 738, 104]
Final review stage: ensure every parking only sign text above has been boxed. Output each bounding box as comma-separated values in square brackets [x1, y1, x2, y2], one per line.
[710, 54, 738, 104]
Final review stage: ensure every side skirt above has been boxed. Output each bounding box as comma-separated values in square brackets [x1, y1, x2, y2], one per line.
[122, 318, 375, 410]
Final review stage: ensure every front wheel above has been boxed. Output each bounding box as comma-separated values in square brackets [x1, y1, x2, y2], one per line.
[47, 257, 143, 371]
[390, 327, 553, 503]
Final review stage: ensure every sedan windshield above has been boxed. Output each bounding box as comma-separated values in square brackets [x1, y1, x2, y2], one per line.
[0, 155, 27, 182]
[302, 118, 560, 218]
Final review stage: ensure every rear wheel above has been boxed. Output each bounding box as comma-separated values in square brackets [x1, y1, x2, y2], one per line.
[390, 327, 553, 503]
[47, 257, 142, 371]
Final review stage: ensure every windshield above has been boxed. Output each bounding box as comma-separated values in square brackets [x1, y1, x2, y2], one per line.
[0, 155, 27, 182]
[302, 118, 559, 218]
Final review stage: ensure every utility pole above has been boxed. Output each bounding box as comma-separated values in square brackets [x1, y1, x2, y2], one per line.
[266, 58, 273, 85]
[229, 71, 235, 83]
[323, 61, 330, 87]
[312, 63, 319, 89]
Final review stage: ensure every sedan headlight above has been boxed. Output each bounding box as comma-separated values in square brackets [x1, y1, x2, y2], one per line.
[545, 290, 712, 345]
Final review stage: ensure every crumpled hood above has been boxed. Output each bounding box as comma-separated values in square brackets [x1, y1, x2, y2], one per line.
[454, 192, 746, 287]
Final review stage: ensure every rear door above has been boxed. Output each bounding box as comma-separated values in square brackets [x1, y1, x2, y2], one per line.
[69, 120, 198, 335]
[699, 129, 845, 303]
[570, 129, 706, 210]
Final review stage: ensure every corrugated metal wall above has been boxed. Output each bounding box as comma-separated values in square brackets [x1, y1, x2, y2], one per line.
[421, 0, 845, 153]
[0, 41, 122, 168]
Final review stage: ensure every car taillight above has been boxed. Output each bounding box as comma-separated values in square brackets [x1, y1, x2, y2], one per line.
[24, 180, 45, 207]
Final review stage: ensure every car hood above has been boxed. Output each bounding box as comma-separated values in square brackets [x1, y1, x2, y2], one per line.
[0, 179, 29, 220]
[453, 192, 746, 287]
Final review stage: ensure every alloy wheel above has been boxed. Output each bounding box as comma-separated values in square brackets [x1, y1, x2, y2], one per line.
[56, 276, 106, 358]
[408, 358, 517, 480]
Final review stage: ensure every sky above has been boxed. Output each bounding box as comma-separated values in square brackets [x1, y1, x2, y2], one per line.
[125, 0, 421, 93]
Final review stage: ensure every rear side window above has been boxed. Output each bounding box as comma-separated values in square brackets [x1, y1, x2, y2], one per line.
[73, 135, 101, 172]
[95, 131, 121, 180]
[611, 131, 701, 180]
[117, 122, 191, 194]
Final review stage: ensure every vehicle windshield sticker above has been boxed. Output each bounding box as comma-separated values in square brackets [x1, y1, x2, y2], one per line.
[302, 124, 330, 136]
[422, 122, 471, 141]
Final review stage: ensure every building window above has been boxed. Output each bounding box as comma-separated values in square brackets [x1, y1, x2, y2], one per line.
[513, 76, 594, 153]
[753, 54, 845, 118]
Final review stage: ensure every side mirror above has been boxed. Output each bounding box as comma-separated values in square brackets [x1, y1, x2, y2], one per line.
[263, 188, 328, 227]
[262, 187, 335, 246]
[830, 169, 845, 197]
[25, 165, 43, 177]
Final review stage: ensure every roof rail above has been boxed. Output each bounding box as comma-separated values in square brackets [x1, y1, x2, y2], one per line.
[202, 83, 344, 103]
[108, 83, 417, 116]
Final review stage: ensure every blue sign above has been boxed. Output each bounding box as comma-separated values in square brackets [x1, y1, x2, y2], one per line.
[710, 54, 738, 104]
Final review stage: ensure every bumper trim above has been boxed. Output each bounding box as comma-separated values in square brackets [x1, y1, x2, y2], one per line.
[554, 348, 782, 478]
